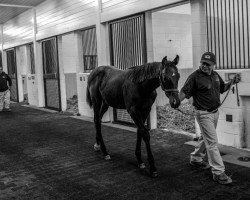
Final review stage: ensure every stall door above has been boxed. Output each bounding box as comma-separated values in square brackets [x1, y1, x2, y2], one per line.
[242, 97, 250, 149]
[109, 14, 147, 125]
[6, 49, 18, 102]
[42, 38, 61, 111]
[0, 51, 2, 68]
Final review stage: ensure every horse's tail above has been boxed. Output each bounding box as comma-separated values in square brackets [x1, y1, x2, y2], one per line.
[86, 66, 106, 108]
[86, 85, 92, 108]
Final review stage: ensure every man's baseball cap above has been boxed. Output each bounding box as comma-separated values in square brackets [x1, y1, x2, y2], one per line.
[200, 52, 216, 65]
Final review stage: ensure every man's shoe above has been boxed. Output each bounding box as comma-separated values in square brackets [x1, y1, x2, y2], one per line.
[190, 160, 210, 169]
[4, 108, 11, 112]
[213, 172, 232, 185]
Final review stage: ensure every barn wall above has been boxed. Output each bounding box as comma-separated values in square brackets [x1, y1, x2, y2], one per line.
[100, 0, 185, 22]
[3, 10, 33, 49]
[35, 0, 97, 40]
[216, 69, 250, 148]
[1, 0, 186, 50]
[2, 0, 97, 49]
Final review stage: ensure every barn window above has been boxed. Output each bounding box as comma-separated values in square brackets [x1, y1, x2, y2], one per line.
[81, 27, 98, 72]
[206, 0, 250, 69]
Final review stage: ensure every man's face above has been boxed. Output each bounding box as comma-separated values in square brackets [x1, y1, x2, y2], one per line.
[200, 62, 214, 75]
[0, 67, 3, 73]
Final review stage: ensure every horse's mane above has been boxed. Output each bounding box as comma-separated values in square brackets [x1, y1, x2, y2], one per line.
[127, 62, 161, 83]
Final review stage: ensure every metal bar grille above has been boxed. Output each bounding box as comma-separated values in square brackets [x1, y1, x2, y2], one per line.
[29, 44, 35, 74]
[42, 38, 61, 110]
[83, 55, 97, 71]
[206, 0, 250, 69]
[42, 39, 58, 74]
[109, 14, 146, 125]
[0, 52, 2, 68]
[82, 27, 98, 72]
[110, 15, 145, 70]
[6, 49, 16, 78]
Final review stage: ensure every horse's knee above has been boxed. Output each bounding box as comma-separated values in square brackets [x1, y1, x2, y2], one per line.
[139, 129, 150, 142]
[143, 134, 150, 142]
[135, 149, 141, 156]
[94, 117, 101, 124]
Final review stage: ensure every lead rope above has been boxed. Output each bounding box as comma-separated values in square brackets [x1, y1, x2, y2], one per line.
[175, 80, 235, 116]
[236, 82, 240, 106]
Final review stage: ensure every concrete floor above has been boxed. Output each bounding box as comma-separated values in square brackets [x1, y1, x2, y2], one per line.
[0, 103, 250, 200]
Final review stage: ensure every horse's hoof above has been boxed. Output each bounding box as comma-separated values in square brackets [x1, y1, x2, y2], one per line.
[104, 155, 111, 160]
[94, 143, 101, 151]
[138, 163, 146, 169]
[151, 171, 158, 178]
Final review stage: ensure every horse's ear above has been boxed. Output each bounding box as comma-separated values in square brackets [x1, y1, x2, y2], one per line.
[162, 56, 168, 66]
[172, 55, 179, 66]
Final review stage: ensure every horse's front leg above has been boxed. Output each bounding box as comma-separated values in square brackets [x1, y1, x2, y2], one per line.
[129, 108, 157, 177]
[135, 131, 145, 169]
[140, 127, 157, 177]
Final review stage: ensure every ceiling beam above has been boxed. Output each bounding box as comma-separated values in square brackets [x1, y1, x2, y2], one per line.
[0, 3, 33, 8]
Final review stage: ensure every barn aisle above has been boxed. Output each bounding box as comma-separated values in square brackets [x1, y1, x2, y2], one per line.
[0, 103, 249, 200]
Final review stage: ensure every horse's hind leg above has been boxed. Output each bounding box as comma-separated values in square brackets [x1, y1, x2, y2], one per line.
[93, 100, 110, 160]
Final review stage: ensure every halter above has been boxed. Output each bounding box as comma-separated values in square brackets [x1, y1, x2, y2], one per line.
[159, 72, 179, 94]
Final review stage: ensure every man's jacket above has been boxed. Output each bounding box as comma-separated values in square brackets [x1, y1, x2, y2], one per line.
[0, 72, 12, 92]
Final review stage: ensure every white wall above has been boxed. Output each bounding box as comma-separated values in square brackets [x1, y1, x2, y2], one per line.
[62, 33, 79, 74]
[152, 11, 193, 106]
[152, 12, 193, 69]
[61, 33, 78, 101]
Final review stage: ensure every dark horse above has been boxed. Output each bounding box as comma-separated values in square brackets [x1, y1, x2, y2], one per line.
[86, 56, 180, 177]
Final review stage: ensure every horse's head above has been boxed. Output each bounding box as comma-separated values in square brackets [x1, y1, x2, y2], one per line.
[159, 55, 180, 109]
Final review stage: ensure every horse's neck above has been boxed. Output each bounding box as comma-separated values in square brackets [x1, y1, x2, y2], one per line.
[140, 77, 160, 93]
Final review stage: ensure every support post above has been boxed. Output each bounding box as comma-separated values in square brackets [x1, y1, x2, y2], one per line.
[1, 24, 4, 69]
[32, 8, 45, 107]
[95, 0, 111, 121]
[190, 0, 207, 69]
[145, 11, 157, 130]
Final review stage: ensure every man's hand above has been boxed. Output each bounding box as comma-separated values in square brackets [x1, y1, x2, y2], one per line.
[232, 74, 241, 84]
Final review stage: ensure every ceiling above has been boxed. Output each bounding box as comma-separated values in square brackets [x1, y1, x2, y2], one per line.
[0, 0, 47, 24]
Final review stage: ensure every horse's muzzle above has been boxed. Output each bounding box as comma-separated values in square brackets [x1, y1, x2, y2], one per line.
[168, 94, 181, 109]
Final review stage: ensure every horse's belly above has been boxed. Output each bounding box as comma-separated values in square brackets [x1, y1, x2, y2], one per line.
[101, 90, 126, 109]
